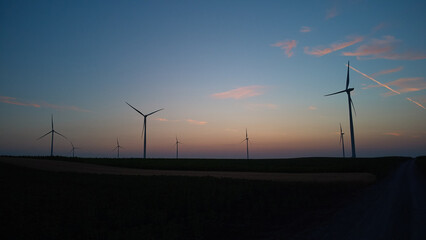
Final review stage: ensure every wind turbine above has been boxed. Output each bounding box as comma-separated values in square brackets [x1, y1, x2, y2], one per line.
[70, 142, 79, 158]
[240, 128, 249, 160]
[175, 136, 181, 159]
[113, 138, 124, 158]
[339, 123, 345, 158]
[325, 61, 356, 158]
[37, 115, 68, 157]
[126, 102, 163, 159]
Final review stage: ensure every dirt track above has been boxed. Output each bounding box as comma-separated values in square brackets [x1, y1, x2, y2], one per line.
[0, 157, 375, 183]
[286, 159, 426, 240]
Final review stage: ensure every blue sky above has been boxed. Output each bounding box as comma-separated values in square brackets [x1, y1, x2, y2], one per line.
[1, 0, 425, 158]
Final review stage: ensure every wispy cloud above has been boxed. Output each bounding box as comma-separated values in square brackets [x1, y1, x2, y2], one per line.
[246, 103, 278, 110]
[325, 6, 338, 19]
[384, 132, 401, 137]
[349, 65, 426, 110]
[308, 106, 317, 110]
[300, 26, 311, 33]
[304, 36, 364, 56]
[343, 36, 426, 60]
[1, 96, 91, 112]
[386, 77, 426, 94]
[211, 85, 266, 100]
[371, 66, 403, 77]
[372, 23, 386, 33]
[186, 119, 207, 125]
[0, 96, 41, 108]
[271, 40, 297, 57]
[155, 118, 169, 122]
[364, 77, 426, 96]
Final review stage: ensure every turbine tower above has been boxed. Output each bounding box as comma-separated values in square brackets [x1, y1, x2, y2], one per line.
[325, 62, 356, 158]
[240, 128, 249, 160]
[113, 138, 123, 158]
[70, 142, 79, 158]
[126, 102, 163, 159]
[37, 115, 68, 157]
[339, 123, 345, 158]
[175, 136, 181, 159]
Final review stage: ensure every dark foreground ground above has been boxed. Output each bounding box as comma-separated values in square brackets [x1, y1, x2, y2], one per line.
[0, 156, 425, 239]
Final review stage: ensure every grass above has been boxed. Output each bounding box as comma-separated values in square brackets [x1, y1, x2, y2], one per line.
[1, 161, 375, 240]
[21, 156, 409, 179]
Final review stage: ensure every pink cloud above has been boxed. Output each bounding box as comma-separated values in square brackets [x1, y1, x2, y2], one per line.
[371, 66, 403, 77]
[325, 6, 338, 19]
[0, 95, 90, 112]
[156, 118, 169, 122]
[304, 36, 364, 56]
[343, 36, 426, 60]
[308, 106, 317, 110]
[271, 40, 297, 57]
[0, 96, 41, 108]
[386, 77, 426, 94]
[186, 119, 207, 125]
[300, 26, 311, 33]
[211, 85, 266, 100]
[383, 132, 401, 137]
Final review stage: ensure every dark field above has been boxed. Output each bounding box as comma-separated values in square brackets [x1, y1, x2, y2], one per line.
[26, 156, 409, 178]
[0, 156, 421, 239]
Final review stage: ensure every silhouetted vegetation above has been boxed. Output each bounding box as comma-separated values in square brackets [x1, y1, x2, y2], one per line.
[1, 162, 373, 240]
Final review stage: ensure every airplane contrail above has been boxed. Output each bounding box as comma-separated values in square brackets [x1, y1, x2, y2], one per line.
[406, 97, 426, 109]
[347, 64, 425, 110]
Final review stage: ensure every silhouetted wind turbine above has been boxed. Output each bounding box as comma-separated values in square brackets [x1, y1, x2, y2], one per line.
[37, 115, 68, 157]
[70, 142, 79, 158]
[339, 123, 345, 158]
[240, 128, 249, 160]
[325, 62, 356, 158]
[126, 102, 163, 159]
[113, 138, 123, 158]
[175, 136, 181, 159]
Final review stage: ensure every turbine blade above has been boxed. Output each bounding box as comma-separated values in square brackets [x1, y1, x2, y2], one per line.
[346, 61, 350, 90]
[350, 97, 357, 116]
[141, 121, 145, 139]
[37, 131, 52, 140]
[146, 108, 164, 116]
[54, 131, 68, 140]
[126, 102, 145, 116]
[325, 89, 346, 96]
[51, 115, 54, 130]
[240, 139, 246, 144]
[340, 123, 342, 133]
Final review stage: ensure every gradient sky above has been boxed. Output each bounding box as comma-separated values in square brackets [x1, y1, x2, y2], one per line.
[1, 0, 425, 158]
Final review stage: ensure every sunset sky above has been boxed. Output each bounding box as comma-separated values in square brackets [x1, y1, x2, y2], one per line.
[1, 0, 425, 158]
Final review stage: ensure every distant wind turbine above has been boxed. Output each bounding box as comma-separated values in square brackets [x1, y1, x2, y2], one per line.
[126, 102, 163, 159]
[325, 62, 356, 158]
[37, 115, 68, 157]
[339, 123, 345, 158]
[175, 136, 181, 159]
[113, 138, 124, 158]
[240, 128, 250, 160]
[70, 142, 79, 158]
